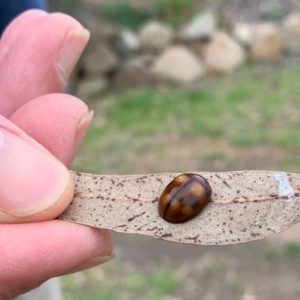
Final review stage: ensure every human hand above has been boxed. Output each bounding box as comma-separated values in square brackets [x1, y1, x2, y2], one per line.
[0, 10, 113, 299]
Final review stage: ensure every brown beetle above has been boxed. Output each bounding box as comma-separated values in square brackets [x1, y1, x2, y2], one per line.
[158, 173, 212, 223]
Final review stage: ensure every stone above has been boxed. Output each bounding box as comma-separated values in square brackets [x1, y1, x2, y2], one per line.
[233, 23, 255, 47]
[180, 11, 216, 41]
[118, 28, 141, 52]
[221, 0, 295, 23]
[138, 21, 174, 52]
[152, 46, 204, 83]
[188, 40, 210, 57]
[76, 77, 107, 100]
[250, 23, 283, 61]
[113, 57, 153, 88]
[72, 5, 119, 42]
[113, 28, 141, 57]
[81, 43, 119, 76]
[282, 8, 300, 54]
[202, 32, 246, 74]
[85, 19, 119, 42]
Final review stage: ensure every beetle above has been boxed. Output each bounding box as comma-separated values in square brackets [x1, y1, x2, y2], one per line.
[158, 173, 212, 223]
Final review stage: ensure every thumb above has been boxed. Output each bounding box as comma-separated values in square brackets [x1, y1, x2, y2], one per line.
[0, 116, 74, 223]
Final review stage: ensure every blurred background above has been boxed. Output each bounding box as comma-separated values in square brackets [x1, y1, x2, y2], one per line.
[48, 0, 300, 299]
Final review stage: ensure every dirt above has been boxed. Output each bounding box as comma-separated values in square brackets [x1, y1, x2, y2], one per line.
[119, 135, 289, 174]
[77, 96, 300, 300]
[109, 137, 300, 300]
[74, 116, 300, 298]
[112, 225, 300, 300]
[66, 1, 300, 298]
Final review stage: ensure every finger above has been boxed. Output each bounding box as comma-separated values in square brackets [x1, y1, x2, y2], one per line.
[0, 10, 89, 117]
[0, 221, 113, 299]
[0, 116, 74, 223]
[10, 94, 92, 168]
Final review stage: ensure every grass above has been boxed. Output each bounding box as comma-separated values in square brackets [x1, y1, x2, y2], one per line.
[66, 60, 300, 299]
[49, 0, 81, 12]
[62, 262, 180, 300]
[103, 65, 300, 146]
[155, 0, 203, 28]
[61, 254, 248, 299]
[95, 0, 204, 29]
[73, 59, 300, 174]
[266, 242, 300, 261]
[100, 1, 153, 29]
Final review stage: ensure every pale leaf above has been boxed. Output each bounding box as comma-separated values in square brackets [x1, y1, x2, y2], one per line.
[59, 170, 300, 245]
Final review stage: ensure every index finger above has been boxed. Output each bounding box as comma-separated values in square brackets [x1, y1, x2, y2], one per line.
[0, 10, 88, 117]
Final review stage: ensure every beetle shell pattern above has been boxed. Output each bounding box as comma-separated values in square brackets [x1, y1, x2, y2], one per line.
[158, 173, 212, 223]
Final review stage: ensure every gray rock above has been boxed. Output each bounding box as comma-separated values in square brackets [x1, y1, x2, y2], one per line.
[221, 0, 295, 23]
[138, 21, 174, 52]
[113, 57, 153, 88]
[251, 22, 283, 61]
[76, 77, 107, 100]
[152, 46, 204, 83]
[180, 11, 216, 41]
[188, 41, 208, 57]
[118, 28, 141, 52]
[81, 43, 119, 76]
[73, 6, 119, 42]
[85, 19, 119, 42]
[203, 32, 246, 74]
[282, 8, 300, 54]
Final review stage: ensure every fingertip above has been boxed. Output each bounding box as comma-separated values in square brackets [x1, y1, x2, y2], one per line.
[10, 94, 90, 167]
[0, 124, 75, 222]
[0, 10, 88, 116]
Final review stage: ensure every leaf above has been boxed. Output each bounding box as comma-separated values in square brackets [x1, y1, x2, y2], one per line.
[59, 170, 300, 245]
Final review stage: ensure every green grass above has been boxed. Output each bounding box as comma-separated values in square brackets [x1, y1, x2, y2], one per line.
[97, 62, 300, 146]
[100, 1, 153, 29]
[49, 0, 81, 12]
[68, 60, 300, 300]
[155, 0, 202, 28]
[265, 242, 300, 260]
[230, 280, 246, 296]
[127, 269, 179, 297]
[62, 263, 180, 300]
[279, 156, 300, 173]
[95, 0, 204, 29]
[74, 60, 300, 173]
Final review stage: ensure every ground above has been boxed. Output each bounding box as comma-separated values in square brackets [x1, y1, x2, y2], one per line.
[61, 59, 300, 300]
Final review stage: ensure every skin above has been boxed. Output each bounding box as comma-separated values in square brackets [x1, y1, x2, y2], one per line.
[0, 10, 113, 299]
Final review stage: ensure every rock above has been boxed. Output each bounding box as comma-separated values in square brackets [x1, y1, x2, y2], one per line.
[113, 28, 141, 57]
[76, 77, 107, 100]
[141, 53, 156, 66]
[118, 28, 141, 52]
[282, 8, 300, 54]
[233, 23, 255, 47]
[81, 43, 119, 76]
[250, 23, 283, 61]
[221, 0, 295, 23]
[202, 32, 246, 74]
[152, 46, 204, 83]
[180, 11, 216, 41]
[72, 6, 119, 42]
[113, 57, 153, 88]
[188, 40, 210, 57]
[85, 19, 119, 42]
[138, 21, 174, 52]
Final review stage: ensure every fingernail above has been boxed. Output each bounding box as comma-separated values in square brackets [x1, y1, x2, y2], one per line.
[72, 110, 94, 161]
[61, 254, 115, 275]
[57, 28, 90, 85]
[0, 127, 69, 216]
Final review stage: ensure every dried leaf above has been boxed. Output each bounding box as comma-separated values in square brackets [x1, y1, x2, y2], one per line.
[59, 170, 300, 245]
